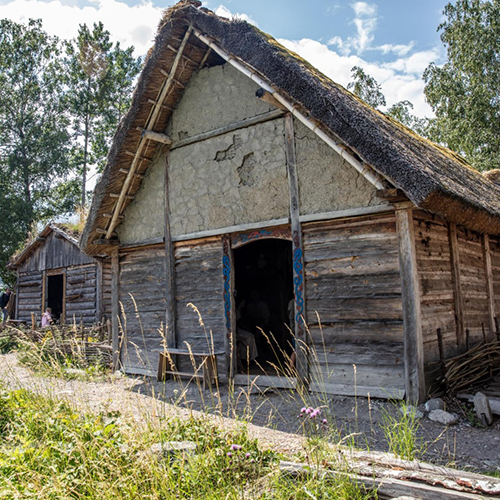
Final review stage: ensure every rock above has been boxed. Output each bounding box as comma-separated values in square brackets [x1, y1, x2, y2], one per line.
[400, 405, 423, 419]
[428, 409, 458, 425]
[150, 441, 197, 461]
[425, 398, 444, 412]
[474, 392, 493, 426]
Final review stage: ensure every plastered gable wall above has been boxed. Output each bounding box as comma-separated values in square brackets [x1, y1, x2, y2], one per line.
[294, 120, 386, 215]
[116, 147, 167, 244]
[168, 64, 289, 237]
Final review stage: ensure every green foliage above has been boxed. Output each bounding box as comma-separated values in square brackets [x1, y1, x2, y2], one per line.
[0, 19, 71, 284]
[347, 66, 387, 109]
[423, 0, 500, 171]
[380, 403, 424, 461]
[65, 22, 142, 206]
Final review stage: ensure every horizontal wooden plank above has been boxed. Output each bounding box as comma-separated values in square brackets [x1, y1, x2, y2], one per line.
[308, 323, 403, 343]
[310, 382, 405, 399]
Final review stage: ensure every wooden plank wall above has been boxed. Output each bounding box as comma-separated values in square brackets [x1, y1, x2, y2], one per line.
[65, 264, 97, 326]
[17, 271, 42, 322]
[303, 214, 405, 399]
[18, 232, 94, 273]
[101, 259, 113, 320]
[413, 211, 457, 387]
[119, 245, 167, 375]
[489, 236, 500, 328]
[174, 238, 225, 376]
[456, 226, 491, 345]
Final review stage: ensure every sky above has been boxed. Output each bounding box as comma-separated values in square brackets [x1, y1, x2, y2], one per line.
[0, 0, 451, 117]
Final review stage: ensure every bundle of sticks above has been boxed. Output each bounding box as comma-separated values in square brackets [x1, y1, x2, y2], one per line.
[439, 339, 500, 394]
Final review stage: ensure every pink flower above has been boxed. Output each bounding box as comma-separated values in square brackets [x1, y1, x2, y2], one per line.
[322, 418, 328, 425]
[227, 452, 232, 457]
[231, 444, 242, 451]
[245, 453, 251, 459]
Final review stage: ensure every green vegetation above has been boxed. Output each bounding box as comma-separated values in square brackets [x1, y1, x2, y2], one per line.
[0, 385, 378, 499]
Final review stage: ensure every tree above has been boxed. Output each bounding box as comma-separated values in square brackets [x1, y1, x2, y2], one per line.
[347, 65, 430, 137]
[66, 23, 142, 206]
[423, 0, 500, 171]
[347, 66, 387, 109]
[0, 19, 71, 284]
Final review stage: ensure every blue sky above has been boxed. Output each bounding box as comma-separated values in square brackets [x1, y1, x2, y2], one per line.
[0, 0, 451, 116]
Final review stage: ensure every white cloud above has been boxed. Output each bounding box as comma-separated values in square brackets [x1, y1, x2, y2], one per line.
[0, 0, 162, 56]
[214, 5, 257, 26]
[329, 1, 378, 55]
[378, 42, 415, 57]
[279, 37, 435, 117]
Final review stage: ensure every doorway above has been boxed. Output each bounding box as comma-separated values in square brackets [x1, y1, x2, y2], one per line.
[234, 239, 294, 376]
[46, 274, 64, 322]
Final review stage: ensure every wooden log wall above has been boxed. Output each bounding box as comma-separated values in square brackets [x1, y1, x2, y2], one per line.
[17, 270, 42, 322]
[119, 245, 167, 375]
[413, 211, 457, 388]
[65, 264, 98, 325]
[303, 214, 405, 399]
[101, 259, 113, 320]
[174, 237, 225, 376]
[456, 226, 491, 345]
[489, 236, 500, 330]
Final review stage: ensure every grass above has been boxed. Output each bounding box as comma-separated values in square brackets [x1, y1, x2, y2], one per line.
[0, 385, 377, 499]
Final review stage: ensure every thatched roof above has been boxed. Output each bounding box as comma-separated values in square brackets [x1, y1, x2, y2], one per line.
[9, 224, 81, 269]
[81, 0, 500, 255]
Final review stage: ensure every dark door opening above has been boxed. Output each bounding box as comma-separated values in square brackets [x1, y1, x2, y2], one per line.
[234, 239, 294, 375]
[47, 274, 64, 322]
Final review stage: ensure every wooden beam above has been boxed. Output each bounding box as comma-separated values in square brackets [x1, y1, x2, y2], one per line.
[284, 113, 308, 384]
[396, 208, 425, 404]
[61, 269, 66, 325]
[140, 129, 172, 145]
[109, 193, 135, 200]
[105, 25, 193, 239]
[111, 249, 120, 370]
[164, 154, 176, 349]
[171, 109, 284, 150]
[255, 88, 288, 111]
[96, 260, 103, 323]
[482, 234, 496, 339]
[147, 99, 172, 111]
[92, 238, 120, 246]
[119, 168, 145, 179]
[167, 44, 198, 65]
[41, 270, 46, 316]
[449, 223, 465, 352]
[376, 188, 408, 202]
[199, 47, 211, 68]
[102, 213, 124, 220]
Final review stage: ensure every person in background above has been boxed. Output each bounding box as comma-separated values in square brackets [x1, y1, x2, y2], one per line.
[0, 288, 12, 323]
[41, 307, 53, 328]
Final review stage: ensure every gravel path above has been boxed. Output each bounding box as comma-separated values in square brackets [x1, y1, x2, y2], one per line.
[1, 352, 499, 473]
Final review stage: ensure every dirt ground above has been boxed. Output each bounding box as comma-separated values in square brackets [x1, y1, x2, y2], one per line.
[1, 352, 499, 474]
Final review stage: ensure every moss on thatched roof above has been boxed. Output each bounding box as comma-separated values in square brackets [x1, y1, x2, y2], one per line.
[81, 1, 500, 254]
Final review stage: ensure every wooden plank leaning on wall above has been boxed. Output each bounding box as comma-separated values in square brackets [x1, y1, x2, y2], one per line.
[111, 248, 120, 370]
[396, 207, 425, 403]
[284, 113, 308, 383]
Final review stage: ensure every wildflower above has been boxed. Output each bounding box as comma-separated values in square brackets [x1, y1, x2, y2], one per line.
[301, 407, 307, 413]
[305, 407, 312, 414]
[245, 453, 251, 459]
[322, 418, 328, 425]
[231, 444, 242, 451]
[227, 452, 232, 457]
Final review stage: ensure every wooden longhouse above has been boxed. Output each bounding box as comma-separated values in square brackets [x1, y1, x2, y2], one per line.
[10, 224, 111, 326]
[81, 1, 500, 402]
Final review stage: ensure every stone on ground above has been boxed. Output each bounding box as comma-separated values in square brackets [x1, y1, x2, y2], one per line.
[474, 392, 493, 426]
[425, 398, 444, 412]
[428, 409, 458, 425]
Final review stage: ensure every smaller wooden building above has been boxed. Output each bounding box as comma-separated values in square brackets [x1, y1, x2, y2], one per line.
[9, 224, 111, 325]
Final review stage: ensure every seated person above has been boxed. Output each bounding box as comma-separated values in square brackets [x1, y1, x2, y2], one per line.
[41, 307, 53, 327]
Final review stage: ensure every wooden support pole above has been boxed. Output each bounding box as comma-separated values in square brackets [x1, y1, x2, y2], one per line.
[482, 234, 496, 339]
[449, 223, 465, 352]
[41, 270, 46, 315]
[96, 261, 103, 323]
[140, 129, 172, 145]
[396, 208, 425, 403]
[164, 155, 176, 349]
[111, 249, 121, 370]
[284, 113, 308, 383]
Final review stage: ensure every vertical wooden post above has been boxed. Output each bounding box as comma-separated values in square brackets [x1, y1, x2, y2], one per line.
[164, 153, 176, 349]
[41, 270, 47, 315]
[448, 223, 465, 351]
[396, 208, 425, 403]
[482, 234, 496, 340]
[96, 260, 104, 324]
[14, 274, 19, 321]
[222, 236, 236, 378]
[61, 269, 66, 325]
[284, 113, 308, 383]
[111, 249, 120, 370]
